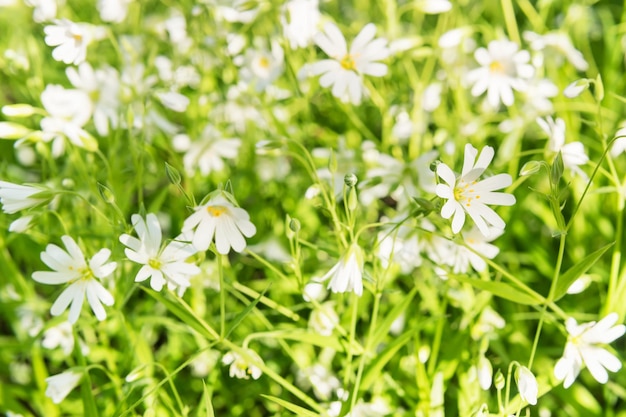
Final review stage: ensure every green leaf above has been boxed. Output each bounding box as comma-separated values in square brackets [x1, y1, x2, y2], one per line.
[225, 285, 270, 339]
[165, 162, 182, 185]
[453, 276, 540, 305]
[361, 329, 413, 391]
[370, 287, 418, 348]
[553, 242, 614, 301]
[251, 329, 361, 354]
[261, 395, 319, 417]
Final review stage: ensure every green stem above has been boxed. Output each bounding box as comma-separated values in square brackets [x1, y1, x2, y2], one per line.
[500, 0, 521, 44]
[427, 297, 447, 376]
[218, 254, 225, 338]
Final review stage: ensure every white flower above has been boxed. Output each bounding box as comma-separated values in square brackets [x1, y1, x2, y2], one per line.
[9, 215, 35, 233]
[563, 79, 589, 98]
[554, 313, 625, 388]
[239, 41, 284, 92]
[42, 321, 89, 356]
[97, 0, 132, 23]
[477, 355, 493, 390]
[415, 0, 452, 14]
[282, 0, 320, 49]
[436, 144, 516, 237]
[66, 63, 120, 136]
[466, 39, 534, 108]
[0, 181, 46, 214]
[322, 244, 364, 296]
[445, 226, 503, 273]
[25, 0, 57, 23]
[45, 370, 82, 404]
[612, 124, 626, 157]
[32, 236, 116, 324]
[537, 116, 588, 177]
[44, 19, 103, 65]
[182, 194, 256, 254]
[309, 301, 340, 336]
[516, 366, 538, 405]
[296, 364, 341, 401]
[523, 31, 588, 71]
[377, 222, 422, 274]
[155, 91, 190, 112]
[304, 22, 389, 105]
[222, 349, 263, 380]
[176, 128, 241, 177]
[119, 213, 200, 292]
[39, 84, 96, 154]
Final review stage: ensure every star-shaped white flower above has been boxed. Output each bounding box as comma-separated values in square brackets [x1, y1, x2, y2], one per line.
[554, 313, 625, 388]
[119, 213, 200, 292]
[436, 144, 516, 237]
[304, 22, 389, 105]
[182, 193, 256, 254]
[32, 235, 116, 324]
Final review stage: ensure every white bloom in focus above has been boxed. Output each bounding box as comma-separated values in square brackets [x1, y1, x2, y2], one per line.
[554, 313, 625, 388]
[66, 63, 120, 136]
[305, 22, 389, 105]
[44, 19, 103, 65]
[282, 0, 320, 49]
[32, 236, 116, 324]
[466, 39, 534, 108]
[45, 370, 82, 404]
[119, 213, 200, 292]
[537, 116, 588, 177]
[222, 349, 263, 380]
[436, 144, 516, 237]
[0, 181, 46, 214]
[182, 194, 256, 254]
[516, 366, 538, 405]
[322, 244, 364, 296]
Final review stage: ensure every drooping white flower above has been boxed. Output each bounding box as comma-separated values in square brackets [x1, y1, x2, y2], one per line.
[477, 355, 493, 390]
[436, 144, 516, 237]
[182, 193, 256, 254]
[304, 22, 390, 105]
[32, 236, 116, 324]
[537, 116, 588, 177]
[516, 366, 538, 405]
[321, 244, 364, 296]
[0, 181, 46, 214]
[66, 63, 120, 136]
[9, 215, 35, 233]
[282, 0, 320, 49]
[554, 313, 625, 388]
[45, 370, 82, 404]
[44, 19, 104, 65]
[466, 39, 534, 108]
[119, 213, 200, 292]
[611, 124, 626, 157]
[222, 349, 263, 380]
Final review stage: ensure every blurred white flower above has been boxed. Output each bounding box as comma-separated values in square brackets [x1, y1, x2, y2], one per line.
[155, 91, 190, 112]
[97, 0, 132, 23]
[32, 236, 116, 324]
[45, 370, 81, 404]
[177, 128, 241, 177]
[25, 0, 58, 23]
[44, 19, 104, 65]
[611, 124, 626, 157]
[282, 0, 320, 49]
[215, 0, 259, 23]
[377, 222, 422, 274]
[415, 0, 452, 14]
[477, 355, 493, 390]
[466, 39, 534, 108]
[42, 321, 89, 356]
[524, 31, 588, 71]
[296, 363, 341, 401]
[0, 181, 46, 214]
[39, 84, 96, 154]
[222, 349, 263, 380]
[9, 215, 35, 233]
[445, 226, 503, 273]
[563, 79, 589, 98]
[516, 366, 538, 405]
[436, 144, 516, 236]
[182, 193, 256, 254]
[239, 41, 284, 92]
[322, 244, 364, 296]
[66, 63, 120, 136]
[309, 301, 339, 336]
[554, 313, 625, 388]
[304, 22, 389, 105]
[537, 116, 588, 177]
[119, 213, 200, 292]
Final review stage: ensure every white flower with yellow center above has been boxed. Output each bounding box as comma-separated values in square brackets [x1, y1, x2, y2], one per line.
[182, 194, 256, 254]
[44, 19, 104, 65]
[554, 313, 625, 388]
[119, 213, 200, 292]
[32, 235, 116, 324]
[436, 144, 516, 237]
[466, 39, 534, 108]
[304, 22, 389, 105]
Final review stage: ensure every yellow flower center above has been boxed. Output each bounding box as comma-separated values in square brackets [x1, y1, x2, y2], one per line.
[340, 54, 356, 71]
[207, 205, 227, 217]
[489, 60, 504, 73]
[454, 181, 479, 207]
[148, 258, 162, 269]
[258, 56, 270, 69]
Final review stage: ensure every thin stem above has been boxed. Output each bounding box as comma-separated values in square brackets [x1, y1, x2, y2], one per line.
[218, 254, 225, 338]
[501, 0, 521, 44]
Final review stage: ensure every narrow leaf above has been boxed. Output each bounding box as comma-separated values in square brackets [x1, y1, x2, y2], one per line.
[225, 285, 270, 339]
[371, 287, 418, 348]
[261, 395, 319, 417]
[361, 329, 413, 391]
[553, 242, 614, 301]
[453, 276, 540, 305]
